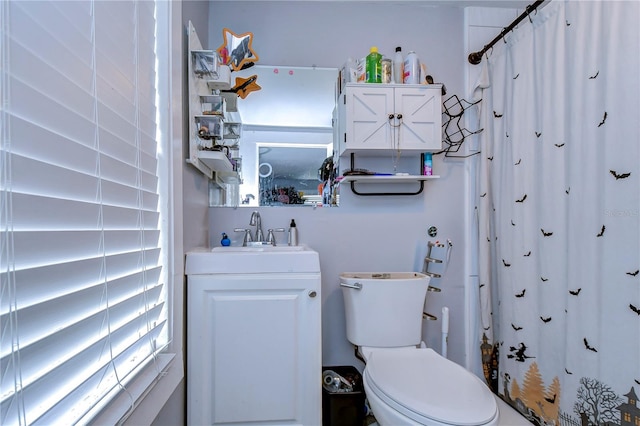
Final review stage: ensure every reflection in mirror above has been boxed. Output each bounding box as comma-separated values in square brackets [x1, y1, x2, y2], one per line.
[257, 144, 331, 206]
[227, 65, 338, 207]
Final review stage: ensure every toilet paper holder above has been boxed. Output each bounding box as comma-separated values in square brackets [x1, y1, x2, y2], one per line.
[422, 311, 438, 321]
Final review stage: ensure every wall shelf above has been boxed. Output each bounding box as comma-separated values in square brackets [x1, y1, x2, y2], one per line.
[341, 175, 439, 184]
[199, 150, 234, 173]
[338, 152, 439, 196]
[340, 174, 439, 196]
[187, 22, 242, 208]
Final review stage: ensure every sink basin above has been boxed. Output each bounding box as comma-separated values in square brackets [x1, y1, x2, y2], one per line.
[185, 245, 320, 275]
[212, 245, 305, 252]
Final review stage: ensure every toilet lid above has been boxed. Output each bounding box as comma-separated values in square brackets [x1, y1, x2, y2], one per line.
[365, 348, 497, 425]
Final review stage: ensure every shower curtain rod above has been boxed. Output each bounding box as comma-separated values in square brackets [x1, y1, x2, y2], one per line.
[468, 0, 545, 65]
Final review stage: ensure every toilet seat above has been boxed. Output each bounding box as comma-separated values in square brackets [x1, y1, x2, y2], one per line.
[365, 348, 498, 425]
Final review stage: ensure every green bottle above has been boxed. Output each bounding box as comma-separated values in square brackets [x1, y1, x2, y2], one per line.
[366, 46, 382, 83]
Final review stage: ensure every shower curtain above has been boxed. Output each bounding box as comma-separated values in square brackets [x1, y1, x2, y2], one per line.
[474, 1, 640, 425]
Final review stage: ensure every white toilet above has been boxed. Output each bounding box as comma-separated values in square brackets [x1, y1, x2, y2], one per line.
[340, 272, 499, 426]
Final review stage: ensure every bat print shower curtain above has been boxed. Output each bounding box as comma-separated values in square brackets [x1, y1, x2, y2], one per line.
[474, 1, 640, 425]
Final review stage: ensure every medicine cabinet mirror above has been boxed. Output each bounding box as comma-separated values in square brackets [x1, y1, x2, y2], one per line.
[226, 65, 338, 207]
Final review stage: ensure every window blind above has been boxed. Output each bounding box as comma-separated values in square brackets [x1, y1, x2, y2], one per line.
[0, 1, 168, 424]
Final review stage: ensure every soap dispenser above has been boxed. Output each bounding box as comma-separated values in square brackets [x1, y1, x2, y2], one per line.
[288, 220, 298, 246]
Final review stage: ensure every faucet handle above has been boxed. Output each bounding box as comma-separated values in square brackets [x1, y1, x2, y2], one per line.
[234, 228, 253, 246]
[266, 228, 285, 246]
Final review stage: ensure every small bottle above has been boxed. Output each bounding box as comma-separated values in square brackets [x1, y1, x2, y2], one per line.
[288, 219, 298, 246]
[393, 46, 404, 84]
[381, 58, 392, 84]
[345, 56, 357, 84]
[219, 46, 229, 65]
[423, 152, 433, 176]
[403, 51, 420, 84]
[365, 46, 382, 83]
[220, 232, 231, 246]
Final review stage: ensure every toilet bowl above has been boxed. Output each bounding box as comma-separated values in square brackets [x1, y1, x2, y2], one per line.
[361, 347, 498, 426]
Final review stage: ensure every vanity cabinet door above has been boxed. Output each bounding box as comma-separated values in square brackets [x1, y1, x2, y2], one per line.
[187, 274, 321, 426]
[337, 83, 442, 156]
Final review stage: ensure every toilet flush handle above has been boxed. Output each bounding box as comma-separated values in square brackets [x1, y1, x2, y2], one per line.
[340, 281, 363, 290]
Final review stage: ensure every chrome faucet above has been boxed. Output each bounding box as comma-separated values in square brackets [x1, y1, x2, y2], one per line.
[250, 211, 264, 242]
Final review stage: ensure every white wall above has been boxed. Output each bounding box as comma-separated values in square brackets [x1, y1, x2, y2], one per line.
[182, 1, 213, 251]
[206, 1, 470, 370]
[144, 2, 211, 425]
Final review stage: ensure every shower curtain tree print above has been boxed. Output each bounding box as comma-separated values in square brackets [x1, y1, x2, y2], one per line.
[474, 1, 640, 425]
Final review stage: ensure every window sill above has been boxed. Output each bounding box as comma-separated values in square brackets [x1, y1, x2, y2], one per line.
[90, 353, 183, 425]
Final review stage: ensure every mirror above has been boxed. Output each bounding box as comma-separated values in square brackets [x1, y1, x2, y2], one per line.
[216, 28, 259, 71]
[227, 65, 339, 207]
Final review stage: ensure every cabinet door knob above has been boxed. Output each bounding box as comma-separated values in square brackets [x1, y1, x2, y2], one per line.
[308, 290, 317, 298]
[396, 113, 403, 119]
[388, 114, 394, 120]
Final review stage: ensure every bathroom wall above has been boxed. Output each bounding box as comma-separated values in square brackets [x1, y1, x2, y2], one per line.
[146, 2, 211, 425]
[183, 1, 213, 252]
[206, 1, 471, 369]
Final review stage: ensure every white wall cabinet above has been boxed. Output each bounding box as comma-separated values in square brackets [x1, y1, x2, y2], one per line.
[186, 273, 322, 425]
[337, 83, 442, 157]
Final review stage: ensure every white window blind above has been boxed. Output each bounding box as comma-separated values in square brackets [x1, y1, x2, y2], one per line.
[0, 1, 168, 424]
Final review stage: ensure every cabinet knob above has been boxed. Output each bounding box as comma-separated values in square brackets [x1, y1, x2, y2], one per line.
[396, 113, 403, 119]
[308, 290, 317, 298]
[388, 114, 394, 120]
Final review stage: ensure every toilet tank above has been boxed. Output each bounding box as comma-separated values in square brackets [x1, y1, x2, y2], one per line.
[340, 272, 430, 347]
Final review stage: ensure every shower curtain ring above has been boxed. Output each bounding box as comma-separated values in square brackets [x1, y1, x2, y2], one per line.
[526, 4, 538, 23]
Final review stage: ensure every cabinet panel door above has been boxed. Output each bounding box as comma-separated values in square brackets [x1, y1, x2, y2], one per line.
[395, 87, 442, 151]
[346, 86, 393, 151]
[187, 274, 321, 426]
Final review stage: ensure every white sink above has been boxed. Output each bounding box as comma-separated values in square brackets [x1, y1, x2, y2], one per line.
[185, 245, 320, 275]
[212, 245, 305, 252]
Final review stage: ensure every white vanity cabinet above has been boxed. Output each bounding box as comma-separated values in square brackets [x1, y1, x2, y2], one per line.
[185, 249, 322, 425]
[337, 83, 442, 156]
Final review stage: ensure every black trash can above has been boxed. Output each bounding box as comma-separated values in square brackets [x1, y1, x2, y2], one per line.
[322, 365, 365, 426]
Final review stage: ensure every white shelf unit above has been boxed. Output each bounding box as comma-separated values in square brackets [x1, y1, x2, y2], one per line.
[333, 83, 443, 197]
[187, 21, 241, 202]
